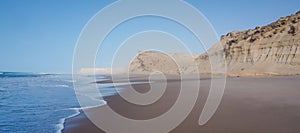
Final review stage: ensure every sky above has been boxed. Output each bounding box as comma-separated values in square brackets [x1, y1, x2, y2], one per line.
[0, 0, 299, 73]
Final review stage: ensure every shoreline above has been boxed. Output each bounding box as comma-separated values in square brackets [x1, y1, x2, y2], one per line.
[56, 109, 80, 133]
[63, 75, 300, 133]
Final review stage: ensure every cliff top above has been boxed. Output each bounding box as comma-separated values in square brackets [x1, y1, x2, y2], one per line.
[220, 11, 300, 46]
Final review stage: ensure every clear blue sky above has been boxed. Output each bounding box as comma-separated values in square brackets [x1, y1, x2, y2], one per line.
[0, 0, 299, 73]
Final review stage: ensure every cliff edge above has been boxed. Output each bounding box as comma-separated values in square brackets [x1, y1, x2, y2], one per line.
[129, 11, 300, 76]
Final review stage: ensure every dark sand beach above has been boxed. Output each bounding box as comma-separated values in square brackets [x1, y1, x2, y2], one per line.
[63, 76, 300, 133]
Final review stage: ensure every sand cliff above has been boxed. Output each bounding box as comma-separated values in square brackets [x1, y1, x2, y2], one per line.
[129, 11, 300, 76]
[129, 52, 200, 75]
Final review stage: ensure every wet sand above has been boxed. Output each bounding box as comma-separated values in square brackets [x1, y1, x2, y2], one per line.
[63, 76, 300, 133]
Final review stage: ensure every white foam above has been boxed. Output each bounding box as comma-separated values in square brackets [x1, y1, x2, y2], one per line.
[55, 109, 80, 133]
[54, 103, 107, 133]
[54, 85, 70, 88]
[34, 72, 51, 75]
[55, 79, 148, 133]
[25, 83, 71, 89]
[68, 104, 107, 110]
[65, 80, 76, 83]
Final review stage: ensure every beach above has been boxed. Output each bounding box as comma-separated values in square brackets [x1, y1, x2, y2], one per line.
[63, 75, 300, 133]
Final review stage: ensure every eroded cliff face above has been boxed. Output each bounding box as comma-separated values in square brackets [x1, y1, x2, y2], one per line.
[129, 11, 300, 76]
[215, 11, 300, 76]
[129, 52, 199, 75]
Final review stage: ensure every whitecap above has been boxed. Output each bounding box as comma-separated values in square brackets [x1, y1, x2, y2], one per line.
[55, 85, 70, 88]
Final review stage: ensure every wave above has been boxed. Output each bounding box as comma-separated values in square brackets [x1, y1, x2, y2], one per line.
[0, 72, 53, 78]
[66, 105, 106, 112]
[55, 103, 107, 133]
[55, 109, 80, 133]
[28, 84, 71, 89]
[53, 85, 70, 88]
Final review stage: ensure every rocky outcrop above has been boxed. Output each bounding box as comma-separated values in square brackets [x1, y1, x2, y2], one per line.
[129, 11, 300, 76]
[215, 11, 300, 76]
[129, 51, 199, 74]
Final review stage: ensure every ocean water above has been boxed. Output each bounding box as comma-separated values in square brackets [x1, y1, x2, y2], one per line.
[0, 72, 115, 133]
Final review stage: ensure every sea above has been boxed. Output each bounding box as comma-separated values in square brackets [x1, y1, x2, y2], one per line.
[0, 72, 118, 133]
